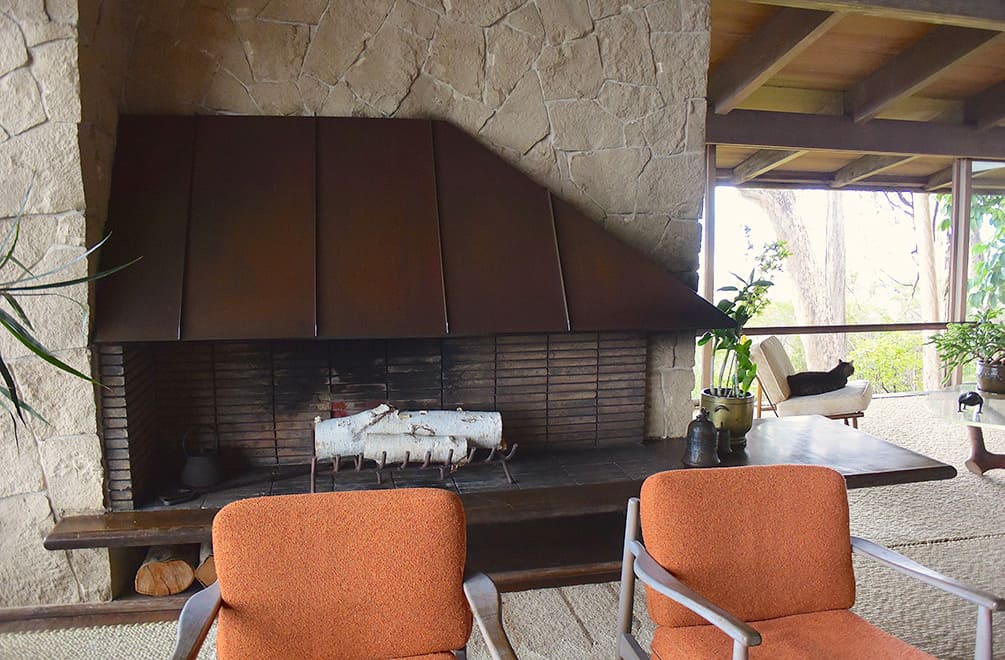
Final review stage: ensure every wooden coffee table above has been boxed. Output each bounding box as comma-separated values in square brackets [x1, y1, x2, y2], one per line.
[929, 385, 1005, 475]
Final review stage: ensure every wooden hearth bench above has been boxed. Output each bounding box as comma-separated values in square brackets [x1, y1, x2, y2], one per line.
[29, 416, 955, 630]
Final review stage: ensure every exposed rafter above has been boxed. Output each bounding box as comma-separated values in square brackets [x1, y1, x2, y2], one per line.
[732, 149, 808, 183]
[925, 161, 1005, 191]
[830, 155, 918, 188]
[709, 8, 842, 114]
[742, 1, 1005, 31]
[965, 79, 1005, 130]
[924, 167, 954, 191]
[706, 109, 1005, 160]
[846, 26, 1001, 123]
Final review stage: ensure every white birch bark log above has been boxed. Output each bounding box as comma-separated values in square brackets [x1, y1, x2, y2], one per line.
[314, 404, 502, 463]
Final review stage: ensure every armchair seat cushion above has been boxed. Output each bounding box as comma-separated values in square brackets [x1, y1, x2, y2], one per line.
[775, 380, 873, 417]
[651, 609, 934, 660]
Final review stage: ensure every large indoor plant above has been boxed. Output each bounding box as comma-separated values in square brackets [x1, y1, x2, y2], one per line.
[0, 182, 136, 439]
[927, 308, 1005, 394]
[698, 240, 789, 447]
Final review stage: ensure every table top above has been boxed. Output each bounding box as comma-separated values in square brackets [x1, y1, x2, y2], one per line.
[928, 384, 1005, 431]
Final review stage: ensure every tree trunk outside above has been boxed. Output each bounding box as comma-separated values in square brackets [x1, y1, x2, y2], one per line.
[913, 193, 944, 390]
[737, 189, 847, 369]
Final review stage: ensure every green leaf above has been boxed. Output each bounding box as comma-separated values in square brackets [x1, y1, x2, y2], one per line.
[0, 385, 45, 423]
[0, 233, 112, 288]
[2, 257, 140, 293]
[0, 355, 22, 422]
[717, 285, 739, 292]
[0, 309, 100, 386]
[0, 221, 21, 273]
[2, 294, 33, 331]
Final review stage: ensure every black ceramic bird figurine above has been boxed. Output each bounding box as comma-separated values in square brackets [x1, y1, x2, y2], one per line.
[958, 391, 984, 414]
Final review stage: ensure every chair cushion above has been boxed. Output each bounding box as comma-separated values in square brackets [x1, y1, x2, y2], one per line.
[651, 609, 935, 659]
[776, 380, 873, 417]
[640, 465, 855, 627]
[751, 336, 795, 403]
[213, 488, 472, 660]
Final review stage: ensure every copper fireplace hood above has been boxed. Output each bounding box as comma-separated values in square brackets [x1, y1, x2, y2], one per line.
[93, 115, 733, 343]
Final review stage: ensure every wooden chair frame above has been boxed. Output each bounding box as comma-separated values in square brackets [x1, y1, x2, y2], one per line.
[172, 571, 517, 660]
[615, 497, 1003, 660]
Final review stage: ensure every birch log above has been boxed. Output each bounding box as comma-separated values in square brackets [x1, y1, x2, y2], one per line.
[314, 405, 502, 463]
[195, 542, 216, 587]
[135, 545, 197, 596]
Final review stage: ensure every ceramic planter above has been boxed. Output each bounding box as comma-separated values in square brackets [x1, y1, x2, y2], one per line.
[700, 389, 754, 451]
[977, 359, 1005, 394]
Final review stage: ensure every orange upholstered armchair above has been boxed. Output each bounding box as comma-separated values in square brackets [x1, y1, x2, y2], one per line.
[616, 465, 1003, 660]
[171, 488, 516, 660]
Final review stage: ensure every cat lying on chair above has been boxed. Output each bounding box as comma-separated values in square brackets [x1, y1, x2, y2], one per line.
[787, 360, 855, 397]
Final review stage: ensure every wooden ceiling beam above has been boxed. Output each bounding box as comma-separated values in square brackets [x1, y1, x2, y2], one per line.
[706, 109, 1005, 160]
[718, 168, 1005, 193]
[709, 8, 843, 114]
[847, 26, 1001, 124]
[741, 1, 1005, 31]
[830, 154, 918, 188]
[965, 79, 1005, 130]
[925, 161, 1005, 191]
[732, 149, 808, 183]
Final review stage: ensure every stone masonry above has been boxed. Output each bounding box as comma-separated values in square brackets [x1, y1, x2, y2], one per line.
[0, 0, 110, 607]
[0, 0, 711, 606]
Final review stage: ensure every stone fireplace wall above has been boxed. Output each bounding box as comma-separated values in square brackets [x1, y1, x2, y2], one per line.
[0, 1, 110, 607]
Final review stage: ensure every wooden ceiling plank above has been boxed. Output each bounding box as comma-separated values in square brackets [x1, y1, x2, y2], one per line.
[965, 79, 1005, 130]
[741, 1, 1005, 31]
[732, 149, 809, 183]
[706, 109, 1005, 160]
[924, 166, 953, 191]
[848, 25, 1001, 123]
[830, 154, 918, 187]
[710, 7, 843, 114]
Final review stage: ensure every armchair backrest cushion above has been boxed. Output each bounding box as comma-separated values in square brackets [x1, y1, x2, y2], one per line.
[751, 336, 795, 403]
[640, 465, 855, 627]
[213, 488, 472, 659]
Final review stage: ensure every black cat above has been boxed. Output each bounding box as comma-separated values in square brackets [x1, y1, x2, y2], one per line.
[787, 360, 854, 397]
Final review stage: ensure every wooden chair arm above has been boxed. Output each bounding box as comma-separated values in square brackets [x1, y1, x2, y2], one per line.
[464, 572, 518, 660]
[170, 581, 222, 660]
[629, 541, 762, 648]
[851, 536, 1004, 611]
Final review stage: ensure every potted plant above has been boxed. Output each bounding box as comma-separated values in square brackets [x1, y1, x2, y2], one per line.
[927, 308, 1005, 394]
[698, 240, 789, 448]
[0, 181, 136, 439]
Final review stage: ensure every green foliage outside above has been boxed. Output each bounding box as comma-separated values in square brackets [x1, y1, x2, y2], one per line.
[936, 193, 1005, 314]
[848, 332, 923, 394]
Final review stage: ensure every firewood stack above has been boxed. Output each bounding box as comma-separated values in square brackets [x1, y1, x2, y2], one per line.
[134, 542, 215, 596]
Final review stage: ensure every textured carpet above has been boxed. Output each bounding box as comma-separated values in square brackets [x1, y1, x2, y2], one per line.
[1, 395, 1002, 659]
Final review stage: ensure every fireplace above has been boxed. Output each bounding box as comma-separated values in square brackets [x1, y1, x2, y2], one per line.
[97, 333, 648, 509]
[93, 115, 731, 513]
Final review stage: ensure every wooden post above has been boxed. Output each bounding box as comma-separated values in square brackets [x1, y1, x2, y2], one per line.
[701, 144, 717, 391]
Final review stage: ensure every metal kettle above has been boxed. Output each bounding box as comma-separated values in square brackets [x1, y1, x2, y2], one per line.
[683, 409, 721, 468]
[180, 425, 222, 489]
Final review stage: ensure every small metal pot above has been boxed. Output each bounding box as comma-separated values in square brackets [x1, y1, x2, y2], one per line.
[683, 409, 720, 468]
[180, 425, 222, 489]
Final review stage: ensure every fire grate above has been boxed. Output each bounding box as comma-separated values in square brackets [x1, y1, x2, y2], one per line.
[310, 444, 519, 489]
